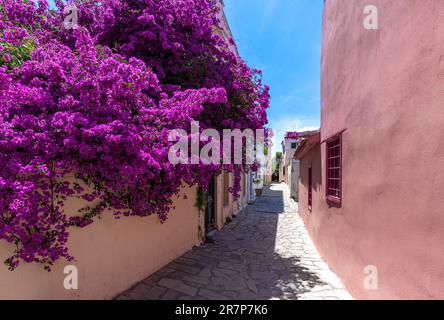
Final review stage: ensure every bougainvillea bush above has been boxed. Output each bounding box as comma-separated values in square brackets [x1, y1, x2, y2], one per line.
[0, 0, 269, 270]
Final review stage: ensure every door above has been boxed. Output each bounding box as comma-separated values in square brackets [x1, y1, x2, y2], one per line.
[308, 167, 313, 211]
[205, 177, 216, 234]
[249, 172, 255, 200]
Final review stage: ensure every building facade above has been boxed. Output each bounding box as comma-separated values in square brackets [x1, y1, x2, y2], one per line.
[296, 0, 444, 299]
[279, 133, 299, 185]
[209, 0, 249, 235]
[281, 131, 318, 201]
[289, 159, 300, 201]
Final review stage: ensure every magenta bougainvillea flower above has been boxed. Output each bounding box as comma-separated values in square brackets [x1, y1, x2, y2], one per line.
[0, 0, 269, 270]
[286, 132, 299, 139]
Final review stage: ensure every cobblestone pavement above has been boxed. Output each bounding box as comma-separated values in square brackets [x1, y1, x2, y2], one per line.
[117, 183, 353, 300]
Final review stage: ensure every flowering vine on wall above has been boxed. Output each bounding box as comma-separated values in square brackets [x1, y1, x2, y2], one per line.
[0, 0, 269, 271]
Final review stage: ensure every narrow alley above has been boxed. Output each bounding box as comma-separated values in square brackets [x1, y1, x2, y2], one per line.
[117, 184, 352, 300]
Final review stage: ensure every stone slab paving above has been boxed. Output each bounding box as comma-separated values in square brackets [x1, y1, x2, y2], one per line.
[117, 183, 353, 300]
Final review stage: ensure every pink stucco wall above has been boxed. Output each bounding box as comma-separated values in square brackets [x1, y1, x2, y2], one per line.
[0, 185, 199, 299]
[301, 0, 444, 299]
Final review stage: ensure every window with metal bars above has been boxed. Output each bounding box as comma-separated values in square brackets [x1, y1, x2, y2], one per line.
[326, 135, 342, 205]
[308, 167, 313, 211]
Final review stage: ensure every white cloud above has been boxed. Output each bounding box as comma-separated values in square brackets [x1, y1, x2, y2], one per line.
[268, 117, 319, 155]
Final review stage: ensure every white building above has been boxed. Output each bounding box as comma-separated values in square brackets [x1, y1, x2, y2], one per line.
[280, 131, 319, 201]
[280, 132, 299, 185]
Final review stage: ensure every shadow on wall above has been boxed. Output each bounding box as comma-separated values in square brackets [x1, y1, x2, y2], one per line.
[117, 183, 328, 300]
[299, 147, 322, 191]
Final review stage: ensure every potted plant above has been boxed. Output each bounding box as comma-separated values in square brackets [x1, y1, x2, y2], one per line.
[254, 178, 263, 197]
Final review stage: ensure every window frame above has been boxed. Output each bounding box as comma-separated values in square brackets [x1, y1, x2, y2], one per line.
[325, 134, 342, 206]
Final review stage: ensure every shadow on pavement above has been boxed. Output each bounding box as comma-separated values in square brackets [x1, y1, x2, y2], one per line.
[117, 183, 329, 300]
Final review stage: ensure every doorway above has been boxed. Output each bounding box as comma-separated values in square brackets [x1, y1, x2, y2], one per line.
[205, 177, 216, 235]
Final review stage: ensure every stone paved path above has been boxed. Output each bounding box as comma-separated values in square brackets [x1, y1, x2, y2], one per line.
[117, 183, 353, 300]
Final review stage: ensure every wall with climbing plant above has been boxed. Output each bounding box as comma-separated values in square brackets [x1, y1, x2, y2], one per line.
[0, 0, 268, 298]
[0, 0, 268, 273]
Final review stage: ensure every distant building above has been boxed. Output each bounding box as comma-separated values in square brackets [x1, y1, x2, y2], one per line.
[279, 132, 299, 184]
[280, 131, 318, 201]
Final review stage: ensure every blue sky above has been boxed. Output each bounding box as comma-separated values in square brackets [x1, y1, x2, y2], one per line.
[224, 0, 323, 153]
[47, 0, 322, 153]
